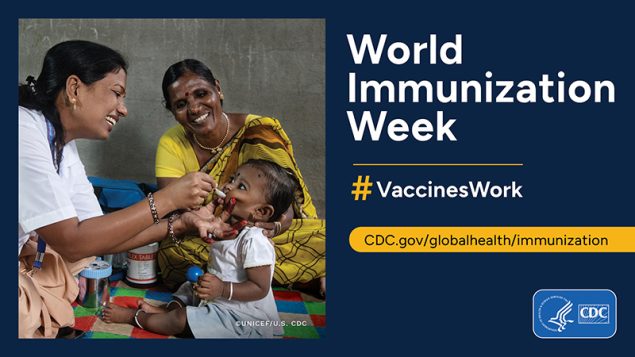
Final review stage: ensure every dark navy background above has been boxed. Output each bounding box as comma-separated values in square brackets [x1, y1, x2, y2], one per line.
[329, 2, 634, 355]
[8, 1, 634, 355]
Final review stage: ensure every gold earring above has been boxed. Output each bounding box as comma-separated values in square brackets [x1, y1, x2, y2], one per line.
[220, 93, 225, 101]
[70, 99, 77, 111]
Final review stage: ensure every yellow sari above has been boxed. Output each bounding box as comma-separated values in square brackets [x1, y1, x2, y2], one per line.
[156, 115, 325, 290]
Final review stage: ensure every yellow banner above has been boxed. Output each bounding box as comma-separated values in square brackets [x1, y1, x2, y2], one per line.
[349, 227, 635, 253]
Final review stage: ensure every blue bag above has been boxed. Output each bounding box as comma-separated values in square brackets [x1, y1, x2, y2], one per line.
[88, 176, 157, 212]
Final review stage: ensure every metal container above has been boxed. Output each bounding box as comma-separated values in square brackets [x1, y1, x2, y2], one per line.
[77, 259, 112, 308]
[126, 243, 159, 286]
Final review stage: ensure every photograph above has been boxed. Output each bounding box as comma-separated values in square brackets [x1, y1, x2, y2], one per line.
[18, 18, 325, 339]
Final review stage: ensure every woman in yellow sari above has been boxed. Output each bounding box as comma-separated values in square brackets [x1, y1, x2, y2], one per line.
[156, 59, 325, 296]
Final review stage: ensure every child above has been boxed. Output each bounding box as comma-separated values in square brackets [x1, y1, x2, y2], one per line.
[102, 159, 298, 338]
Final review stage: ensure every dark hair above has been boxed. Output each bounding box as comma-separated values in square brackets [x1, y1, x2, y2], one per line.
[243, 159, 298, 222]
[161, 59, 219, 110]
[19, 40, 127, 169]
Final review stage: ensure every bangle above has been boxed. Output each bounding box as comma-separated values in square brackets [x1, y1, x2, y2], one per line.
[134, 309, 144, 329]
[273, 221, 282, 236]
[166, 300, 184, 310]
[228, 282, 233, 301]
[167, 213, 182, 245]
[147, 192, 160, 224]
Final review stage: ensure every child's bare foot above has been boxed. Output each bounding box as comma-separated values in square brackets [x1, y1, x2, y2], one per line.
[101, 302, 136, 325]
[138, 300, 166, 314]
[320, 276, 326, 298]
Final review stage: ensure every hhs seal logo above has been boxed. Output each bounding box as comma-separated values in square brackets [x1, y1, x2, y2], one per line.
[533, 289, 616, 339]
[537, 295, 574, 332]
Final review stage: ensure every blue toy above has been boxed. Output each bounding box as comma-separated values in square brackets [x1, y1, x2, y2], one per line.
[186, 266, 204, 283]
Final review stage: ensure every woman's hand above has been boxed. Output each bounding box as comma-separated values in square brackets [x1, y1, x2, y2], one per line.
[255, 204, 293, 238]
[179, 201, 236, 240]
[179, 198, 249, 242]
[194, 273, 224, 300]
[162, 172, 215, 211]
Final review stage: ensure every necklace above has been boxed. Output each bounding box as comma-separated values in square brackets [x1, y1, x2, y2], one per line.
[192, 112, 230, 155]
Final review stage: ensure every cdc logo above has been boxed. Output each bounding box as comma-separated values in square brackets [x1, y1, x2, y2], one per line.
[578, 304, 610, 324]
[533, 289, 616, 339]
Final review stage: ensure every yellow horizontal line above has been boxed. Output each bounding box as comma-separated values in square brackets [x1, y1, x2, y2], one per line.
[353, 163, 523, 167]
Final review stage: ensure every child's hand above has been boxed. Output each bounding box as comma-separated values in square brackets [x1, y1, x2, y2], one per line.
[194, 273, 224, 300]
